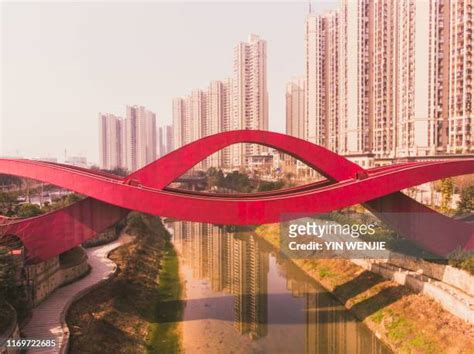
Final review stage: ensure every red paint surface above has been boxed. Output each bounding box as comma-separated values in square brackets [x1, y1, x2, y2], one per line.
[0, 130, 473, 260]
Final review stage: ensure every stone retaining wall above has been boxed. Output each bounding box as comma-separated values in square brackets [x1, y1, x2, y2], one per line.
[60, 256, 90, 286]
[26, 247, 90, 306]
[378, 251, 474, 296]
[352, 258, 474, 324]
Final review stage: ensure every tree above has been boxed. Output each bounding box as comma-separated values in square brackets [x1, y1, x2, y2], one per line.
[440, 178, 455, 213]
[16, 203, 43, 218]
[0, 232, 28, 320]
[257, 180, 285, 192]
[207, 167, 224, 189]
[66, 193, 82, 204]
[0, 248, 18, 303]
[457, 185, 474, 215]
[0, 174, 22, 187]
[224, 171, 252, 192]
[109, 167, 129, 177]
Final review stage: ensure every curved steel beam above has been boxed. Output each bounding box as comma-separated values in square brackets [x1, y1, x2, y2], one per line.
[0, 130, 472, 260]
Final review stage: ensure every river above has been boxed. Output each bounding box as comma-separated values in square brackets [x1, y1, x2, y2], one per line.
[170, 221, 391, 354]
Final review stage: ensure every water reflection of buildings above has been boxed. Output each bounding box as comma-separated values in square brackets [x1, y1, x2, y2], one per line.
[173, 221, 389, 354]
[282, 260, 388, 354]
[172, 222, 269, 339]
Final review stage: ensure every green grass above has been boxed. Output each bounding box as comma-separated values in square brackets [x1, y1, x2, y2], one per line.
[146, 241, 183, 354]
[409, 334, 437, 353]
[371, 309, 384, 324]
[318, 266, 333, 278]
[384, 311, 437, 353]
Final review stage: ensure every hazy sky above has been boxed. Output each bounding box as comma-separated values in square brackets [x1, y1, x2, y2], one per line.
[1, 1, 337, 163]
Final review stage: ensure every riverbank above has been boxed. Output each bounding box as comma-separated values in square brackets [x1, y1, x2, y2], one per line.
[66, 213, 171, 353]
[20, 235, 132, 352]
[146, 238, 183, 353]
[255, 224, 474, 353]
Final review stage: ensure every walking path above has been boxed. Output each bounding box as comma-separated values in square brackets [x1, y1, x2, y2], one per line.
[22, 234, 133, 353]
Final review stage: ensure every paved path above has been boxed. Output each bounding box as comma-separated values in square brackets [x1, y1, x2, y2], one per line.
[22, 234, 133, 353]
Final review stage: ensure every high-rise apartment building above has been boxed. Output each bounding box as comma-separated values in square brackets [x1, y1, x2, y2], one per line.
[172, 79, 233, 169]
[285, 77, 306, 139]
[231, 34, 269, 167]
[290, 0, 472, 164]
[172, 97, 190, 149]
[165, 125, 173, 155]
[99, 113, 124, 170]
[158, 126, 164, 157]
[172, 35, 268, 170]
[446, 0, 473, 153]
[124, 105, 157, 171]
[190, 90, 208, 143]
[207, 79, 233, 168]
[158, 125, 173, 157]
[99, 105, 157, 172]
[305, 11, 340, 150]
[396, 0, 433, 157]
[339, 0, 372, 156]
[371, 0, 397, 158]
[325, 11, 341, 152]
[305, 14, 327, 146]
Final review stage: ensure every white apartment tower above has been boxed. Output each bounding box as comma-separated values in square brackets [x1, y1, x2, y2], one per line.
[172, 97, 187, 149]
[158, 125, 173, 157]
[447, 0, 473, 153]
[305, 14, 327, 146]
[172, 78, 233, 169]
[285, 77, 306, 139]
[231, 34, 269, 167]
[124, 105, 157, 171]
[99, 105, 157, 172]
[325, 11, 340, 152]
[165, 125, 173, 155]
[99, 113, 124, 170]
[305, 11, 340, 150]
[208, 79, 233, 168]
[339, 0, 372, 156]
[371, 0, 397, 158]
[396, 0, 433, 157]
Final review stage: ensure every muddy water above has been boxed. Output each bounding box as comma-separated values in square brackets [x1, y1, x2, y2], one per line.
[171, 221, 391, 354]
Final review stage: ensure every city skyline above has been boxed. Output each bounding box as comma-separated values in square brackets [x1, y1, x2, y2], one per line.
[1, 1, 338, 163]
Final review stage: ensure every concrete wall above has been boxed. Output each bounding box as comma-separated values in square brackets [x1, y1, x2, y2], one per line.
[25, 247, 89, 306]
[25, 257, 62, 306]
[353, 258, 474, 324]
[61, 260, 89, 286]
[378, 251, 474, 296]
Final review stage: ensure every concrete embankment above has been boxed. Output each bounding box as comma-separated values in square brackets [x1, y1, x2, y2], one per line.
[255, 224, 474, 353]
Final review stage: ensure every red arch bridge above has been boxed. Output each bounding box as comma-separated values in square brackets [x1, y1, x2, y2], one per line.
[0, 130, 473, 261]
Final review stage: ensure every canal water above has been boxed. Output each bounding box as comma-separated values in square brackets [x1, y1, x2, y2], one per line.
[170, 221, 391, 354]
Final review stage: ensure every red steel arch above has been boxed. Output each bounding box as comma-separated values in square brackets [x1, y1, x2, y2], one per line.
[0, 130, 473, 261]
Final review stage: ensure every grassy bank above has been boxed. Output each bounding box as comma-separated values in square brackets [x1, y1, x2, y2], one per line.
[146, 238, 183, 353]
[256, 224, 474, 354]
[66, 213, 172, 353]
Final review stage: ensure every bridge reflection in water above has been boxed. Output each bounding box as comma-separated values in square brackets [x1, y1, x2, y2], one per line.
[171, 221, 391, 354]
